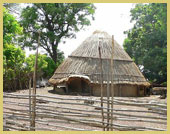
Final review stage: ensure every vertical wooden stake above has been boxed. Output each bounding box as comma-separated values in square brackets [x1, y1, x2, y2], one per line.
[29, 77, 32, 130]
[106, 61, 110, 131]
[98, 41, 105, 131]
[31, 31, 40, 131]
[110, 35, 114, 131]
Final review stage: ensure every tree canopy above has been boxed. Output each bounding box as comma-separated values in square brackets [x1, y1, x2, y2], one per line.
[19, 3, 96, 63]
[3, 7, 64, 91]
[3, 7, 22, 45]
[25, 53, 63, 79]
[123, 3, 167, 85]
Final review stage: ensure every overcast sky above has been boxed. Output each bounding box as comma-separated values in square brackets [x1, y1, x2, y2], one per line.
[26, 3, 136, 57]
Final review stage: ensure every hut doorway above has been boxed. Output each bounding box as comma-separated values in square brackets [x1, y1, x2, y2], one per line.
[67, 78, 90, 94]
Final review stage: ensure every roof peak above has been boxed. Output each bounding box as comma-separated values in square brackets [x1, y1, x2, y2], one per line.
[70, 30, 132, 61]
[92, 30, 109, 35]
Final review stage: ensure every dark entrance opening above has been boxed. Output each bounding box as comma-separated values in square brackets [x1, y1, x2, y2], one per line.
[68, 78, 90, 93]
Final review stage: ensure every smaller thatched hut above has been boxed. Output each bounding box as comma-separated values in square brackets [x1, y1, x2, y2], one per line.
[49, 31, 150, 97]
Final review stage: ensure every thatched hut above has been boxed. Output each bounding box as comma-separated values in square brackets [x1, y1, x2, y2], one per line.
[49, 31, 150, 97]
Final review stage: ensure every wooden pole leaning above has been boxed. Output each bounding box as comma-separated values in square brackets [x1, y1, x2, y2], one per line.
[110, 35, 114, 131]
[31, 31, 40, 131]
[98, 40, 105, 131]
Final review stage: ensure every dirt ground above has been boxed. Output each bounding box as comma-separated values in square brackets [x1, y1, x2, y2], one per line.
[3, 87, 167, 131]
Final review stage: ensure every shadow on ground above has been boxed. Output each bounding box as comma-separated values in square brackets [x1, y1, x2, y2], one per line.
[48, 89, 92, 96]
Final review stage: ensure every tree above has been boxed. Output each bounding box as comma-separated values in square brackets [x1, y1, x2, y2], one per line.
[19, 3, 96, 63]
[3, 7, 22, 45]
[3, 44, 26, 90]
[3, 7, 65, 91]
[3, 7, 26, 91]
[123, 3, 167, 85]
[3, 7, 64, 91]
[25, 54, 62, 78]
[25, 54, 48, 78]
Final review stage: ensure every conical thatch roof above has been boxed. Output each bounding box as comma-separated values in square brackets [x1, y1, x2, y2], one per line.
[49, 31, 150, 86]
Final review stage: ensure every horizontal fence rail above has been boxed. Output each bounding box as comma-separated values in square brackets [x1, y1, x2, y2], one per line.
[3, 92, 167, 131]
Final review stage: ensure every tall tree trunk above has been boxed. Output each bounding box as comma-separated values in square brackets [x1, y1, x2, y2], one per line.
[52, 44, 58, 64]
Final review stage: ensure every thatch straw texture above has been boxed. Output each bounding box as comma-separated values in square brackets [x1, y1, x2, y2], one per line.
[49, 31, 149, 86]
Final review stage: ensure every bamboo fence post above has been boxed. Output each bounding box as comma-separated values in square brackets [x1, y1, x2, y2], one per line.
[31, 31, 40, 130]
[98, 40, 105, 131]
[29, 77, 32, 130]
[110, 35, 114, 130]
[106, 61, 110, 130]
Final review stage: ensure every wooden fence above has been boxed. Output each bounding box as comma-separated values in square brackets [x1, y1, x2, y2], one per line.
[3, 92, 167, 131]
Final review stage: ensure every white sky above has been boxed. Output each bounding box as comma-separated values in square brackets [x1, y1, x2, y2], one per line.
[26, 3, 135, 57]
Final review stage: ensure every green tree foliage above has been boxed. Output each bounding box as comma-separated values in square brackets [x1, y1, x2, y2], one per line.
[25, 54, 62, 78]
[3, 7, 62, 91]
[25, 54, 48, 77]
[3, 44, 25, 71]
[3, 44, 26, 90]
[3, 7, 22, 45]
[19, 3, 95, 63]
[123, 3, 167, 84]
[3, 7, 25, 91]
